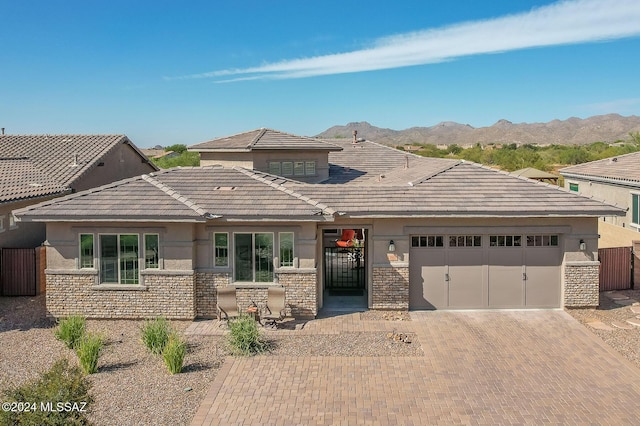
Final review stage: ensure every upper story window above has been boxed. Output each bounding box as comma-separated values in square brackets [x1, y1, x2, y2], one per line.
[632, 193, 639, 226]
[569, 183, 579, 192]
[0, 215, 5, 233]
[268, 161, 317, 177]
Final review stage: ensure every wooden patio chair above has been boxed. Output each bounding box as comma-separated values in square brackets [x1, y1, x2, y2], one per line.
[216, 287, 239, 322]
[262, 286, 287, 328]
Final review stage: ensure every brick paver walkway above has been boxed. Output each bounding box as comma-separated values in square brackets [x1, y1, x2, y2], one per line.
[191, 310, 640, 425]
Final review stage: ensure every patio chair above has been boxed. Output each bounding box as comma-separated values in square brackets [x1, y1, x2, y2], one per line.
[335, 229, 356, 248]
[217, 287, 239, 322]
[262, 286, 287, 328]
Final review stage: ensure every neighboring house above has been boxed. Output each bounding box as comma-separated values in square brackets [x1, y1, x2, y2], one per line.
[511, 168, 559, 185]
[0, 134, 157, 249]
[560, 151, 640, 239]
[15, 129, 624, 319]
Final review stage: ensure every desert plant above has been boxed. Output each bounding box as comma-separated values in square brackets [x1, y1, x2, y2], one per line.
[75, 333, 103, 374]
[55, 315, 86, 349]
[162, 332, 186, 374]
[141, 317, 170, 354]
[227, 314, 268, 356]
[0, 358, 93, 425]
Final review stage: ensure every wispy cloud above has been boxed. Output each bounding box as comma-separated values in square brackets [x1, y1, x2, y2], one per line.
[171, 0, 640, 82]
[584, 98, 640, 113]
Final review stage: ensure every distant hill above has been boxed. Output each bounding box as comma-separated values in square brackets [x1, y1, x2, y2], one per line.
[316, 114, 640, 146]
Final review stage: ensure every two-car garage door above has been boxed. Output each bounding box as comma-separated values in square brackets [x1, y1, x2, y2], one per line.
[409, 234, 561, 309]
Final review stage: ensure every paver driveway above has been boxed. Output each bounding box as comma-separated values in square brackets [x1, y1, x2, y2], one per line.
[191, 310, 640, 425]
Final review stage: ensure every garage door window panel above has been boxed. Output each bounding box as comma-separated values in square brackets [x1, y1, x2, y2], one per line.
[449, 235, 482, 247]
[411, 235, 444, 248]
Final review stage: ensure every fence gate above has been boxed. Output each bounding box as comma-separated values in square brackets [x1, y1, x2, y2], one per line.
[1, 248, 37, 296]
[598, 246, 632, 291]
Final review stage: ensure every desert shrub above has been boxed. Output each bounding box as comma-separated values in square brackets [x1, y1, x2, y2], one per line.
[141, 317, 170, 354]
[162, 332, 186, 374]
[75, 333, 103, 374]
[55, 315, 86, 349]
[227, 314, 268, 356]
[0, 358, 93, 425]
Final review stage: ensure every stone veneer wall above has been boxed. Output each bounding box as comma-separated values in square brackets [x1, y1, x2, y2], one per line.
[195, 272, 230, 318]
[45, 270, 196, 319]
[275, 270, 317, 318]
[372, 265, 409, 310]
[564, 261, 600, 308]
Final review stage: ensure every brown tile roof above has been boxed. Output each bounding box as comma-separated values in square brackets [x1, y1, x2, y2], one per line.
[559, 151, 640, 185]
[0, 134, 156, 203]
[16, 167, 333, 221]
[189, 128, 343, 152]
[0, 158, 68, 203]
[14, 132, 626, 222]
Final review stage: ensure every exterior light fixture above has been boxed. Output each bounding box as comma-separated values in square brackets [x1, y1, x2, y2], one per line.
[579, 239, 586, 251]
[388, 240, 395, 252]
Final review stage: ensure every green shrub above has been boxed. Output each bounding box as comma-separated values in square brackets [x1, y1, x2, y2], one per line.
[227, 314, 268, 356]
[75, 333, 103, 374]
[141, 317, 170, 354]
[55, 315, 86, 349]
[0, 358, 93, 425]
[162, 332, 186, 374]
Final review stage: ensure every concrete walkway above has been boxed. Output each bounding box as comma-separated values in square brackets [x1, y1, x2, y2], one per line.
[190, 310, 640, 425]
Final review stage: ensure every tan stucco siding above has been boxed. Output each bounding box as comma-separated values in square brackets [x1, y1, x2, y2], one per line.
[199, 152, 254, 168]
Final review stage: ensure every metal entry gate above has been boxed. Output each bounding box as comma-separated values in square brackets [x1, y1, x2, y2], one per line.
[1, 248, 37, 296]
[324, 247, 366, 293]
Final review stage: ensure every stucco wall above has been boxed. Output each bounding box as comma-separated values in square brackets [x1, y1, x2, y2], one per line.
[1, 197, 58, 249]
[564, 177, 638, 230]
[72, 142, 156, 192]
[199, 152, 254, 168]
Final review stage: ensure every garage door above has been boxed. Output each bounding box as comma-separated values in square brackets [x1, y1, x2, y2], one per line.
[410, 233, 561, 310]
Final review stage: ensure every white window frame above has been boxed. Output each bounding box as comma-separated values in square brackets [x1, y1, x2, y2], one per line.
[79, 234, 95, 269]
[279, 232, 295, 268]
[631, 192, 640, 228]
[213, 232, 229, 268]
[98, 233, 141, 285]
[233, 232, 275, 283]
[144, 233, 160, 269]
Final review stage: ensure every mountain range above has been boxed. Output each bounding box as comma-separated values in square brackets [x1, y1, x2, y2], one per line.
[316, 114, 640, 147]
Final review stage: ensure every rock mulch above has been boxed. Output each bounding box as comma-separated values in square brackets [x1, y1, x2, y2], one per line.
[566, 289, 640, 369]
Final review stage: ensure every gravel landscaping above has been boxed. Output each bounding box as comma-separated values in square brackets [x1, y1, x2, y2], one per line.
[3, 291, 640, 425]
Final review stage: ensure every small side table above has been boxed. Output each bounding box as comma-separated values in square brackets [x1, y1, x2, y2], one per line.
[246, 305, 261, 325]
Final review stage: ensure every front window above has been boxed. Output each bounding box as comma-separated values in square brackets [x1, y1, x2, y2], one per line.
[80, 234, 94, 268]
[279, 232, 294, 267]
[214, 232, 229, 267]
[632, 193, 639, 226]
[144, 234, 159, 269]
[234, 233, 273, 282]
[99, 234, 139, 284]
[569, 183, 579, 192]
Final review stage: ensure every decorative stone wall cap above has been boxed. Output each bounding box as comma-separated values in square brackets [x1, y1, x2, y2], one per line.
[275, 268, 317, 274]
[564, 261, 600, 266]
[372, 263, 410, 268]
[140, 269, 195, 276]
[91, 284, 148, 291]
[46, 269, 98, 275]
[232, 283, 279, 289]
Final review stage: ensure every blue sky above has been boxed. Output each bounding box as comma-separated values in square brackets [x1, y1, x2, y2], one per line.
[1, 0, 640, 147]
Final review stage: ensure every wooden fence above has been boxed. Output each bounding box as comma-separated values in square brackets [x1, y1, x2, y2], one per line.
[598, 246, 633, 291]
[0, 248, 37, 296]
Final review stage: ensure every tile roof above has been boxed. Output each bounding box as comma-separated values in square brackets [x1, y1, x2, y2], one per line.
[14, 132, 626, 222]
[0, 134, 156, 203]
[559, 151, 640, 185]
[0, 158, 68, 203]
[189, 128, 343, 152]
[15, 167, 333, 221]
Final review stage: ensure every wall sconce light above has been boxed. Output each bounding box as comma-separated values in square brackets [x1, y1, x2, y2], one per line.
[579, 239, 586, 251]
[388, 240, 395, 252]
